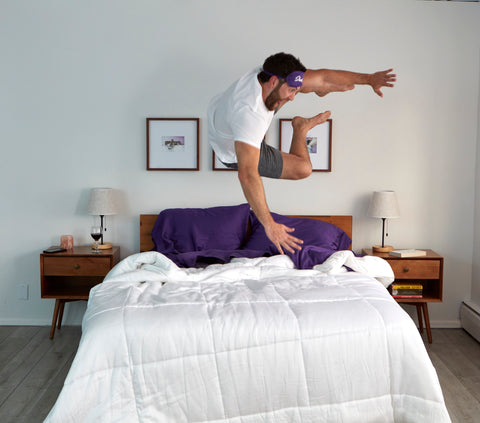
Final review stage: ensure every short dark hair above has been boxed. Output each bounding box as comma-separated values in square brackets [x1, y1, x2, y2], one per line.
[258, 52, 306, 83]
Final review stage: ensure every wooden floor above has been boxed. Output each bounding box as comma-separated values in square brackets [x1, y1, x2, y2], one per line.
[423, 329, 480, 422]
[0, 327, 479, 422]
[0, 325, 81, 423]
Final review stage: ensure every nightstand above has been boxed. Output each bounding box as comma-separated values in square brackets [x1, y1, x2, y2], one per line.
[362, 248, 443, 343]
[40, 246, 120, 339]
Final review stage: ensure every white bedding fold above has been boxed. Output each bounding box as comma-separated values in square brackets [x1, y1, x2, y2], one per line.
[314, 250, 395, 287]
[103, 250, 394, 287]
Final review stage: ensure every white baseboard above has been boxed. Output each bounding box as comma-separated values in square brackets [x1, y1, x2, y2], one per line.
[0, 318, 49, 326]
[430, 320, 461, 328]
[399, 305, 461, 328]
[0, 318, 462, 329]
[0, 318, 76, 326]
[461, 301, 480, 342]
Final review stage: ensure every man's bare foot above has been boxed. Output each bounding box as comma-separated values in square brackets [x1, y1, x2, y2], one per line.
[292, 111, 331, 133]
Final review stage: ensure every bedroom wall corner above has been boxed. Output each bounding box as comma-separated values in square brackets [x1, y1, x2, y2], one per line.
[462, 48, 480, 340]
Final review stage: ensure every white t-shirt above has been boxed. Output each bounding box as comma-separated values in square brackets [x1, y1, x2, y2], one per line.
[208, 68, 274, 164]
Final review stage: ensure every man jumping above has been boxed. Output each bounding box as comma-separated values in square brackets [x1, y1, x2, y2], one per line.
[208, 52, 396, 254]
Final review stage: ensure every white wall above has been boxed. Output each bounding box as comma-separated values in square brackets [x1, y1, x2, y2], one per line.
[472, 51, 480, 305]
[1, 0, 479, 326]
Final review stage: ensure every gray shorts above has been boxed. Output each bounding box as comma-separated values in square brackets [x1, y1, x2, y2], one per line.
[221, 141, 283, 179]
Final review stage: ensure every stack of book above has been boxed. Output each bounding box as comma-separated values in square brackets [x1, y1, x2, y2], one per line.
[391, 282, 423, 299]
[389, 249, 427, 257]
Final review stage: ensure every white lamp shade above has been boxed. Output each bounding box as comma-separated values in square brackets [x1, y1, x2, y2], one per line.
[86, 188, 119, 215]
[367, 190, 400, 219]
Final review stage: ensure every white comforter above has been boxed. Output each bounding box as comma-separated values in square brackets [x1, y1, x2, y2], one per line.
[45, 252, 450, 423]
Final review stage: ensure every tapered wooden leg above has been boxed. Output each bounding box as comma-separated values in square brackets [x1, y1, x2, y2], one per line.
[416, 305, 424, 333]
[422, 303, 432, 344]
[50, 299, 61, 339]
[57, 300, 65, 330]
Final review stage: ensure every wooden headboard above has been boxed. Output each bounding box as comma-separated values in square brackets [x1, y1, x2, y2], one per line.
[140, 214, 352, 252]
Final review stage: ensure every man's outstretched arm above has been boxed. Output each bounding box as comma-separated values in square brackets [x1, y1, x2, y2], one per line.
[301, 68, 396, 98]
[234, 141, 303, 255]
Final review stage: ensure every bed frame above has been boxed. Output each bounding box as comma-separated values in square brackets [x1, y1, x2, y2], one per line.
[140, 214, 352, 252]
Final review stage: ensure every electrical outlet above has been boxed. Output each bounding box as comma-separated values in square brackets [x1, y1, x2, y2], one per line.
[17, 284, 29, 300]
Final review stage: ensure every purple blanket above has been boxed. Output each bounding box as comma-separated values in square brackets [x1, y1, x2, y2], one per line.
[151, 205, 351, 269]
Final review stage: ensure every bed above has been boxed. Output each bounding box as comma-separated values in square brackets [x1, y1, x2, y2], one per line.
[45, 205, 451, 422]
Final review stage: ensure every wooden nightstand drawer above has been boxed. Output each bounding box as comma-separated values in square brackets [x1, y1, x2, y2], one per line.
[388, 259, 440, 280]
[43, 256, 111, 276]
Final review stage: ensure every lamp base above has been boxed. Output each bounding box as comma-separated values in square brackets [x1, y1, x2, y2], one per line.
[372, 245, 394, 253]
[92, 242, 113, 250]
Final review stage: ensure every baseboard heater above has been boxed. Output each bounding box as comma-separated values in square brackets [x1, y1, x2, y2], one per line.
[460, 300, 480, 343]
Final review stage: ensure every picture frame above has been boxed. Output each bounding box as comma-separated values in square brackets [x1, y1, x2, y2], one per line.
[212, 151, 237, 171]
[279, 118, 332, 172]
[211, 137, 267, 171]
[146, 118, 199, 171]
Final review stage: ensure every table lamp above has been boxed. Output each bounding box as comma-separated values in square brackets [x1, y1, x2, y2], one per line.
[86, 188, 119, 249]
[367, 190, 400, 253]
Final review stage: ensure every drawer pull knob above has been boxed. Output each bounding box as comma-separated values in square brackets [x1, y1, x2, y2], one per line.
[403, 268, 410, 273]
[74, 264, 80, 270]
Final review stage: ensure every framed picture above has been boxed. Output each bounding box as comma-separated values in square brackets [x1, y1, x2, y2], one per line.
[146, 118, 199, 170]
[212, 151, 236, 171]
[211, 137, 267, 171]
[279, 118, 332, 172]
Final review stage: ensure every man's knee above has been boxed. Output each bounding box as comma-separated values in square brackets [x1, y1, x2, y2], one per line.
[280, 157, 312, 180]
[292, 161, 312, 180]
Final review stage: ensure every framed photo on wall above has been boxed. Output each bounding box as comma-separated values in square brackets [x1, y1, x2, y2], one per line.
[211, 137, 267, 171]
[212, 151, 236, 171]
[279, 118, 332, 172]
[146, 118, 199, 170]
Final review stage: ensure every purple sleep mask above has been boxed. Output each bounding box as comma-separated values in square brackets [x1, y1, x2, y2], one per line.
[263, 69, 304, 87]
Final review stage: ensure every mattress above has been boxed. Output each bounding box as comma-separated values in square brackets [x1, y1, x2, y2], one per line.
[44, 252, 451, 422]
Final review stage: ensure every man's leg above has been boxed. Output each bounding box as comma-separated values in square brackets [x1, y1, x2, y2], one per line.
[280, 111, 331, 180]
[258, 141, 283, 178]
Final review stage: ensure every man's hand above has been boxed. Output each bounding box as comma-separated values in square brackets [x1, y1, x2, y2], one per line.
[369, 69, 396, 97]
[264, 221, 303, 255]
